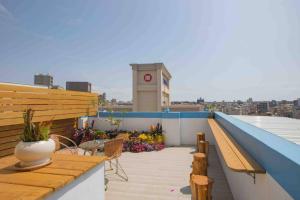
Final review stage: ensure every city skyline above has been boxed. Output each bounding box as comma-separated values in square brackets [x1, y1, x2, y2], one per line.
[0, 0, 300, 101]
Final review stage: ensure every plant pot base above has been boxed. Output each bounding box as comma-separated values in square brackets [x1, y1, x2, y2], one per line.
[14, 159, 52, 171]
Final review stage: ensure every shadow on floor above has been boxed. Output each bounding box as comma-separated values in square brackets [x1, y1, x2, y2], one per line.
[189, 150, 197, 154]
[180, 185, 191, 195]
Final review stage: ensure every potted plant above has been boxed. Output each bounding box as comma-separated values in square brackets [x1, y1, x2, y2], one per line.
[94, 130, 107, 139]
[14, 109, 55, 167]
[105, 114, 122, 138]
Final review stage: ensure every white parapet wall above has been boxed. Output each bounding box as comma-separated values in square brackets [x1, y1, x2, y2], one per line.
[81, 112, 213, 146]
[180, 118, 215, 145]
[46, 163, 105, 200]
[214, 143, 293, 200]
[214, 112, 298, 200]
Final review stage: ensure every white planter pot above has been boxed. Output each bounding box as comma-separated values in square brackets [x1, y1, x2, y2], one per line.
[14, 139, 55, 167]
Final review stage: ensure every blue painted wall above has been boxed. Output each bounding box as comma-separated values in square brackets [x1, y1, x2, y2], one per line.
[215, 112, 300, 199]
[98, 111, 210, 119]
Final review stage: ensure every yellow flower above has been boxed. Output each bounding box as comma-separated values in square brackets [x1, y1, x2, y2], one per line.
[155, 135, 164, 143]
[138, 134, 147, 141]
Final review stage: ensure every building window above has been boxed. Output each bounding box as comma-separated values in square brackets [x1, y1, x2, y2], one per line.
[163, 78, 169, 87]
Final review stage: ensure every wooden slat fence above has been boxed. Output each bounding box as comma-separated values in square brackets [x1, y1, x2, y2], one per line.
[0, 83, 99, 157]
[0, 118, 76, 157]
[0, 83, 98, 126]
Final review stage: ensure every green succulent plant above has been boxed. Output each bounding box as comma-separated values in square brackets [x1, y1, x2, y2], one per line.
[21, 109, 52, 142]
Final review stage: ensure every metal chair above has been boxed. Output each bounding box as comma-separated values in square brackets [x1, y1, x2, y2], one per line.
[50, 134, 79, 155]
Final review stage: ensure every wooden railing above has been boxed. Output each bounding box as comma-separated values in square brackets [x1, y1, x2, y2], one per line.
[0, 83, 99, 157]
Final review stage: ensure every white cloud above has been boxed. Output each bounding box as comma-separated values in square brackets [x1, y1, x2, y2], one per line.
[0, 2, 14, 20]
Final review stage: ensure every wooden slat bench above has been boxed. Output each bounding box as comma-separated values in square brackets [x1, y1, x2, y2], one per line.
[208, 119, 265, 174]
[0, 154, 106, 200]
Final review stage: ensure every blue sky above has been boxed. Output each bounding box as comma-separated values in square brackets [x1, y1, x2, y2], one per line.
[0, 0, 299, 101]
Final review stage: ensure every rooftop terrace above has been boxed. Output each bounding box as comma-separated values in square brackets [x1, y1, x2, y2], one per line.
[0, 82, 299, 200]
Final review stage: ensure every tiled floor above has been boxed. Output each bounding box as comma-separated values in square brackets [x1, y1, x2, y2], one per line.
[105, 146, 233, 200]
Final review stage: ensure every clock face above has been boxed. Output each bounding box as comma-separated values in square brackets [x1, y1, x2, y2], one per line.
[144, 74, 152, 82]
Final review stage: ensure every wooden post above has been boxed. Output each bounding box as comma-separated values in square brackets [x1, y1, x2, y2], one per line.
[196, 132, 205, 152]
[190, 174, 213, 200]
[198, 141, 209, 154]
[192, 153, 207, 176]
[198, 140, 209, 164]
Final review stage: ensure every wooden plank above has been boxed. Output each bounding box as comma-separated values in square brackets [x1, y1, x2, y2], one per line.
[0, 155, 18, 168]
[34, 168, 83, 177]
[0, 108, 97, 120]
[53, 154, 106, 163]
[0, 135, 20, 144]
[208, 119, 265, 173]
[50, 126, 73, 134]
[0, 104, 96, 112]
[0, 148, 15, 157]
[0, 141, 19, 151]
[0, 129, 23, 138]
[0, 83, 97, 97]
[46, 160, 98, 171]
[0, 111, 95, 126]
[0, 98, 97, 105]
[215, 122, 265, 173]
[51, 122, 75, 129]
[208, 119, 246, 171]
[0, 182, 52, 200]
[0, 124, 23, 132]
[0, 91, 98, 101]
[0, 170, 74, 189]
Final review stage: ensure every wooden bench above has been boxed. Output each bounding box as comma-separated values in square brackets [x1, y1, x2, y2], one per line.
[208, 119, 265, 174]
[0, 154, 106, 200]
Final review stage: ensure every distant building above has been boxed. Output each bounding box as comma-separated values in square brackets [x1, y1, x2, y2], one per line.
[293, 106, 300, 119]
[246, 98, 253, 104]
[197, 98, 204, 103]
[98, 92, 107, 105]
[270, 100, 277, 107]
[131, 63, 171, 112]
[66, 82, 91, 92]
[102, 93, 107, 101]
[111, 98, 117, 105]
[257, 102, 269, 114]
[34, 74, 53, 88]
[293, 98, 300, 107]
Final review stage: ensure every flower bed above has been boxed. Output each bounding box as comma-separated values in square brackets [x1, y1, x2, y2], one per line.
[72, 122, 165, 153]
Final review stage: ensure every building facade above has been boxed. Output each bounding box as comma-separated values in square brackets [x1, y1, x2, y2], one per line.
[34, 74, 53, 88]
[66, 82, 91, 92]
[131, 63, 171, 112]
[257, 102, 269, 114]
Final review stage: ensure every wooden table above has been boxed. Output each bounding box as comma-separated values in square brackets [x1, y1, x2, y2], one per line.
[0, 154, 106, 200]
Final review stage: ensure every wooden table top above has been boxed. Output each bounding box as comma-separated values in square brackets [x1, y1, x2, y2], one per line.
[0, 154, 106, 200]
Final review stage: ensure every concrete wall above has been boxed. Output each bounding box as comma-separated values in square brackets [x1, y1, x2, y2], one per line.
[87, 117, 214, 146]
[46, 163, 105, 200]
[180, 118, 214, 145]
[83, 112, 212, 146]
